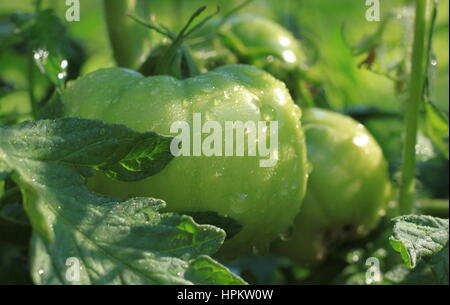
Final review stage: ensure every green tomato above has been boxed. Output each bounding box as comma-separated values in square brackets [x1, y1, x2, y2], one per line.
[195, 14, 307, 70]
[273, 108, 391, 266]
[62, 64, 309, 256]
[219, 14, 308, 69]
[194, 14, 309, 103]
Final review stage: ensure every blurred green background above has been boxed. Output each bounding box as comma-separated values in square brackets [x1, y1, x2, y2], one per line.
[1, 0, 448, 113]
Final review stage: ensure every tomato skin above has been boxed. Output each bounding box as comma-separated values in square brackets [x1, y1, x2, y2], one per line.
[62, 64, 309, 256]
[273, 108, 391, 265]
[196, 14, 307, 71]
[221, 14, 307, 69]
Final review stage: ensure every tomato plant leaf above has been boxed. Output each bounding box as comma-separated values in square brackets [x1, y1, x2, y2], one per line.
[182, 210, 243, 240]
[0, 118, 245, 285]
[390, 215, 449, 284]
[184, 255, 246, 285]
[0, 118, 175, 182]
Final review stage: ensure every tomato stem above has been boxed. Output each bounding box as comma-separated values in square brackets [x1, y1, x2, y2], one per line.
[398, 0, 431, 215]
[103, 0, 152, 69]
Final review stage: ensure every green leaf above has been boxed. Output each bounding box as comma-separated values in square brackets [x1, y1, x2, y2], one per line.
[390, 215, 449, 284]
[28, 195, 241, 284]
[0, 118, 175, 182]
[185, 255, 246, 285]
[423, 102, 449, 159]
[428, 244, 449, 285]
[182, 211, 243, 240]
[0, 118, 245, 285]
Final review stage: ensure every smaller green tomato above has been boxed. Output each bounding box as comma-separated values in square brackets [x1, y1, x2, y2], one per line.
[194, 14, 308, 71]
[193, 14, 310, 103]
[220, 14, 308, 69]
[273, 108, 391, 266]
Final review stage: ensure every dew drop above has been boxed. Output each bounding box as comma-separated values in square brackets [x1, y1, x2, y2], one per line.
[353, 133, 369, 147]
[282, 50, 296, 63]
[182, 99, 192, 108]
[260, 105, 276, 121]
[60, 59, 68, 69]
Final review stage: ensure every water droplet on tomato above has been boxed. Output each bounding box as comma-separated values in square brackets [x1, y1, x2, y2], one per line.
[260, 105, 276, 121]
[182, 99, 192, 108]
[230, 193, 249, 214]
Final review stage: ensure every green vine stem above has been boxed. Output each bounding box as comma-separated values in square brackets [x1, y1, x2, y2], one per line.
[103, 0, 152, 69]
[398, 0, 431, 215]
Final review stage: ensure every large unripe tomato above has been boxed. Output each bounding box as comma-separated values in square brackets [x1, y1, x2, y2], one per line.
[62, 65, 309, 256]
[273, 108, 391, 265]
